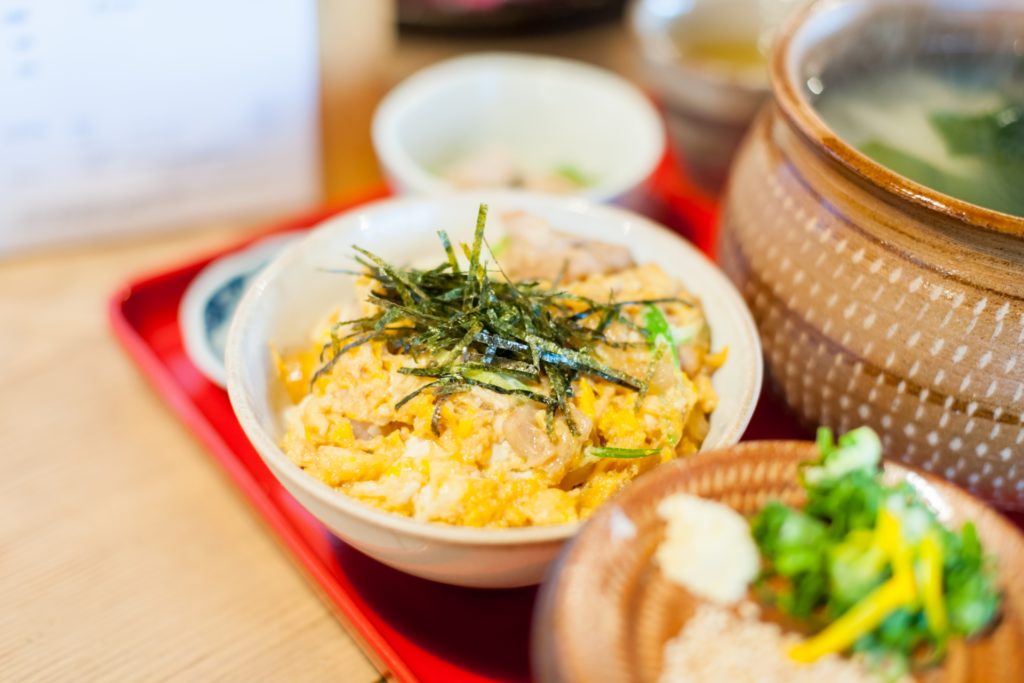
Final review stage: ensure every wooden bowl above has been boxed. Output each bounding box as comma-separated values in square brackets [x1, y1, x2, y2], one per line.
[532, 441, 1024, 683]
[717, 0, 1024, 506]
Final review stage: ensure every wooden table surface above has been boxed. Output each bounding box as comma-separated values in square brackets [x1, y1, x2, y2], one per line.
[1, 21, 634, 683]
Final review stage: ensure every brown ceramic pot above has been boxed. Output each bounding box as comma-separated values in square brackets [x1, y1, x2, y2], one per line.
[718, 0, 1024, 507]
[533, 441, 1024, 683]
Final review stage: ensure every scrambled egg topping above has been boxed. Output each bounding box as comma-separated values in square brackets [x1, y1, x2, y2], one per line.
[278, 246, 723, 528]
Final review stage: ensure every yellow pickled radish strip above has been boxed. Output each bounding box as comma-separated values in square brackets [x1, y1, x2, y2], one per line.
[789, 508, 920, 663]
[788, 572, 917, 663]
[918, 530, 949, 635]
[876, 508, 916, 586]
[878, 508, 919, 608]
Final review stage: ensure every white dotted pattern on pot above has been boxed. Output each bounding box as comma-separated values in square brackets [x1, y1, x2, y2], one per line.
[718, 113, 1024, 507]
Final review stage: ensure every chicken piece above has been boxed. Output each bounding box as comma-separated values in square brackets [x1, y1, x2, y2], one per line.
[501, 404, 593, 484]
[499, 211, 635, 283]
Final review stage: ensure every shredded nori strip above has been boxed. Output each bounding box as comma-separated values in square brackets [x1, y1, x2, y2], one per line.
[313, 204, 689, 434]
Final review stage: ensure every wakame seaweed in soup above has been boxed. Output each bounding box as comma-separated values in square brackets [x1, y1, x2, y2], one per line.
[815, 57, 1024, 218]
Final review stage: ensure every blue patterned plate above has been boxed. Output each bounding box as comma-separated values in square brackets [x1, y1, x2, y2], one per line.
[179, 233, 300, 387]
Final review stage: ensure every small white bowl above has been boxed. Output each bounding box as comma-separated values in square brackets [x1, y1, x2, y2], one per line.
[225, 192, 762, 588]
[629, 0, 789, 192]
[372, 53, 666, 206]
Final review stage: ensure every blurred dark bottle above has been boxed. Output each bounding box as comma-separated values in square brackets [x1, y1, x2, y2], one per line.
[397, 0, 625, 32]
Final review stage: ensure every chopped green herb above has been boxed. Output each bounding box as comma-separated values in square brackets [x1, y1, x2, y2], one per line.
[752, 427, 1002, 677]
[554, 164, 590, 187]
[802, 426, 882, 486]
[644, 303, 680, 367]
[588, 446, 661, 459]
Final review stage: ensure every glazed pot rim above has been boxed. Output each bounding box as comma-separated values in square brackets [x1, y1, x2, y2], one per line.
[771, 0, 1024, 240]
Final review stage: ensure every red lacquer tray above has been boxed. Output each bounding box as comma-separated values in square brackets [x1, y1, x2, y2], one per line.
[108, 163, 811, 683]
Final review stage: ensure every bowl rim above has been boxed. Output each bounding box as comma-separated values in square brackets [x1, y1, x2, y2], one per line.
[771, 0, 1024, 238]
[371, 51, 667, 203]
[225, 190, 762, 547]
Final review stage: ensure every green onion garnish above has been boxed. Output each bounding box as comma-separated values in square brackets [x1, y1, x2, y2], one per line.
[644, 303, 680, 367]
[589, 446, 661, 459]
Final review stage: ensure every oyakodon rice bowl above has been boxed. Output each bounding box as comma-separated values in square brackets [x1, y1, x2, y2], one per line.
[278, 208, 724, 527]
[227, 193, 762, 587]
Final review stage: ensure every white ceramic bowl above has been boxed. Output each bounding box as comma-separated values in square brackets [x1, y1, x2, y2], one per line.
[372, 53, 666, 206]
[226, 192, 762, 588]
[629, 0, 797, 192]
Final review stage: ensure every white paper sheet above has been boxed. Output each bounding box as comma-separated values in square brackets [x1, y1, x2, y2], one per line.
[0, 0, 321, 255]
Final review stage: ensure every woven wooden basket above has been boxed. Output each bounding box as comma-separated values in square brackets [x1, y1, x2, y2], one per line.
[533, 441, 1024, 683]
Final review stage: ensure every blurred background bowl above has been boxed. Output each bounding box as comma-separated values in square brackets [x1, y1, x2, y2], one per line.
[628, 0, 802, 194]
[225, 191, 762, 587]
[717, 0, 1024, 507]
[372, 52, 666, 207]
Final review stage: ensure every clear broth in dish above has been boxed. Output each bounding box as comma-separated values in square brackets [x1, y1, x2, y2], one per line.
[816, 58, 1024, 217]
